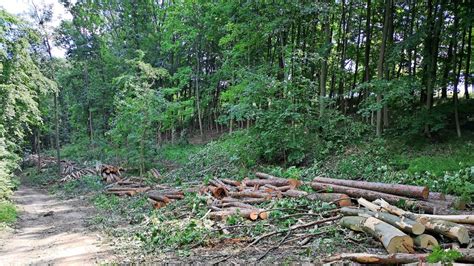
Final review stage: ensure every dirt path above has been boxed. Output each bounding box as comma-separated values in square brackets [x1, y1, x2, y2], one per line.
[0, 185, 115, 265]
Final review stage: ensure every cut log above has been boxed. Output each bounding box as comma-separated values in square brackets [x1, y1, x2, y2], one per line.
[417, 217, 470, 244]
[324, 253, 429, 264]
[416, 214, 474, 225]
[220, 178, 241, 187]
[228, 191, 272, 199]
[340, 207, 425, 235]
[358, 198, 383, 212]
[243, 178, 301, 188]
[148, 194, 171, 203]
[219, 202, 256, 209]
[340, 216, 414, 253]
[209, 186, 228, 199]
[164, 194, 184, 200]
[311, 183, 437, 213]
[255, 172, 277, 179]
[282, 189, 308, 198]
[413, 234, 438, 250]
[429, 192, 446, 201]
[209, 208, 259, 221]
[307, 193, 352, 207]
[313, 176, 429, 199]
[325, 249, 474, 264]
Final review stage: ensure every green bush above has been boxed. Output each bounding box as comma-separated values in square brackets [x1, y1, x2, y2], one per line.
[0, 201, 17, 224]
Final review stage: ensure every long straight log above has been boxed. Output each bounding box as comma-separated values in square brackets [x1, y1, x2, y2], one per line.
[307, 193, 353, 207]
[324, 253, 429, 264]
[311, 182, 437, 213]
[210, 207, 260, 221]
[340, 216, 414, 253]
[282, 189, 308, 198]
[313, 176, 429, 199]
[243, 178, 301, 188]
[416, 214, 474, 224]
[326, 249, 474, 264]
[228, 191, 272, 199]
[340, 207, 425, 235]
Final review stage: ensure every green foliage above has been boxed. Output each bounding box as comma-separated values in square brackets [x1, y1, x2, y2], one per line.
[60, 175, 103, 196]
[0, 201, 16, 224]
[427, 246, 462, 264]
[93, 194, 120, 210]
[167, 131, 256, 181]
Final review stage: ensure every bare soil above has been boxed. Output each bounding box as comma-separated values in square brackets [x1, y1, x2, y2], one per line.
[0, 185, 115, 265]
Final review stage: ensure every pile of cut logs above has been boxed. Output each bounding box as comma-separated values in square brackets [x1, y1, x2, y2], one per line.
[202, 172, 309, 221]
[100, 164, 124, 183]
[332, 197, 473, 264]
[106, 178, 151, 196]
[310, 176, 466, 213]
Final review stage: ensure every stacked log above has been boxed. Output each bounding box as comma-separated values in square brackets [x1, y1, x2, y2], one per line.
[147, 188, 185, 209]
[199, 173, 315, 221]
[106, 181, 151, 196]
[340, 197, 472, 256]
[101, 164, 123, 183]
[310, 176, 465, 214]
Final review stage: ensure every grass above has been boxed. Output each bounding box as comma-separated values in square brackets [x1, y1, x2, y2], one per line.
[0, 201, 17, 224]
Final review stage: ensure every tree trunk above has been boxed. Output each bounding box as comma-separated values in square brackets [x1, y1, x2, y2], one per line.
[319, 10, 331, 118]
[375, 0, 391, 137]
[464, 7, 472, 99]
[363, 0, 372, 85]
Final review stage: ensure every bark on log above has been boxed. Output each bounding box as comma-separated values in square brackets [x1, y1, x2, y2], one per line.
[244, 178, 301, 188]
[417, 217, 470, 244]
[210, 208, 259, 221]
[228, 191, 272, 199]
[429, 192, 446, 200]
[313, 176, 429, 199]
[282, 189, 308, 198]
[255, 172, 277, 179]
[340, 216, 415, 253]
[148, 194, 171, 203]
[307, 193, 352, 207]
[311, 182, 437, 213]
[325, 249, 474, 264]
[324, 253, 429, 264]
[340, 207, 425, 235]
[220, 178, 241, 187]
[413, 234, 438, 250]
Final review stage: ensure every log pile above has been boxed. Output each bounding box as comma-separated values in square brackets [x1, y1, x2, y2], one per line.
[147, 186, 185, 209]
[149, 168, 162, 179]
[202, 173, 310, 221]
[310, 176, 466, 214]
[336, 196, 472, 263]
[100, 164, 124, 183]
[105, 179, 151, 196]
[60, 168, 97, 182]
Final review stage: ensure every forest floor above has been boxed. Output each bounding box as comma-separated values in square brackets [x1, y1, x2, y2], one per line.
[0, 184, 115, 265]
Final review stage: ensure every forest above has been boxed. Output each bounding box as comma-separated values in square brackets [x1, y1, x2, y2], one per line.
[0, 0, 473, 264]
